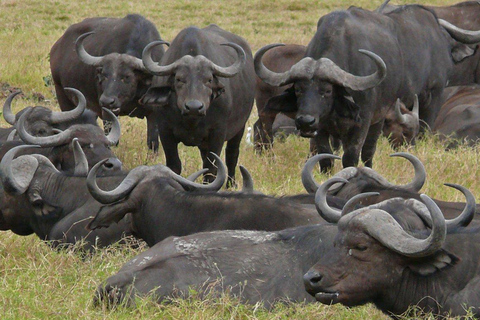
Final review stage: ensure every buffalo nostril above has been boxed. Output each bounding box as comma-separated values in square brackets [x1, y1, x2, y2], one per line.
[185, 100, 204, 113]
[103, 158, 122, 171]
[303, 270, 323, 293]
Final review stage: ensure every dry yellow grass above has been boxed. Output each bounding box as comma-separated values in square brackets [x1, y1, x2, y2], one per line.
[0, 0, 479, 319]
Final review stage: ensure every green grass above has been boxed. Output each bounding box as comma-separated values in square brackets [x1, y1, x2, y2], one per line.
[0, 0, 479, 319]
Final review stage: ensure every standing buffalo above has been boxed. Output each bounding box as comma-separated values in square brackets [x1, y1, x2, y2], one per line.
[303, 193, 480, 318]
[253, 44, 305, 150]
[255, 5, 480, 172]
[140, 24, 255, 186]
[50, 14, 165, 150]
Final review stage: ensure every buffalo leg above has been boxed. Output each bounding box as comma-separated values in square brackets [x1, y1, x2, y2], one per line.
[159, 128, 182, 174]
[146, 114, 159, 152]
[361, 120, 384, 168]
[341, 121, 370, 169]
[310, 129, 334, 172]
[419, 88, 445, 132]
[225, 126, 245, 188]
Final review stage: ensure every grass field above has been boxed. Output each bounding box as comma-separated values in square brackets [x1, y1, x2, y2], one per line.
[1, 0, 479, 319]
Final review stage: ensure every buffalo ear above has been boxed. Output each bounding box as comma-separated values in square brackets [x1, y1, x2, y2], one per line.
[265, 87, 298, 113]
[451, 43, 476, 62]
[407, 249, 460, 276]
[4, 157, 38, 195]
[211, 76, 226, 100]
[333, 92, 361, 122]
[139, 86, 171, 106]
[86, 203, 131, 231]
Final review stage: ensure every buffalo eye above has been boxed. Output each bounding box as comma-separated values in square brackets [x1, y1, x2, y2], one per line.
[176, 78, 185, 84]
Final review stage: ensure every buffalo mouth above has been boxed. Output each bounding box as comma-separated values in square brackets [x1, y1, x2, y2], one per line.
[299, 129, 318, 138]
[315, 291, 340, 304]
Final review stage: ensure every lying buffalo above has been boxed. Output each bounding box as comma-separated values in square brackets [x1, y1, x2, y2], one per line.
[0, 88, 91, 144]
[50, 14, 165, 150]
[255, 5, 480, 172]
[94, 177, 474, 308]
[0, 143, 220, 250]
[141, 24, 255, 186]
[86, 152, 330, 247]
[433, 85, 480, 148]
[304, 192, 480, 318]
[381, 95, 419, 149]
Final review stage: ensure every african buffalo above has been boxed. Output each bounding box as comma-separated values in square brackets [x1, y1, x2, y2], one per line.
[85, 155, 345, 247]
[50, 14, 165, 150]
[381, 95, 419, 149]
[93, 177, 474, 308]
[140, 24, 255, 186]
[253, 44, 305, 150]
[433, 85, 480, 148]
[304, 193, 480, 317]
[0, 88, 89, 143]
[255, 5, 480, 172]
[0, 144, 219, 250]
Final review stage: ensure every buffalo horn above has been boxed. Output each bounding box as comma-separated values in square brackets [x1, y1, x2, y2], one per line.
[412, 94, 419, 119]
[101, 108, 121, 146]
[314, 177, 349, 223]
[72, 138, 88, 176]
[254, 43, 293, 87]
[49, 88, 87, 124]
[316, 50, 387, 91]
[142, 41, 175, 76]
[75, 32, 103, 66]
[6, 129, 17, 142]
[186, 168, 209, 182]
[16, 109, 73, 147]
[394, 99, 408, 124]
[210, 42, 246, 78]
[361, 194, 446, 257]
[389, 152, 426, 192]
[239, 165, 255, 193]
[438, 19, 480, 44]
[301, 153, 342, 193]
[341, 192, 380, 216]
[3, 91, 22, 125]
[444, 183, 476, 231]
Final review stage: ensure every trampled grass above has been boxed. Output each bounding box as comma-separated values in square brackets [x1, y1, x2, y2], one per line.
[1, 0, 479, 319]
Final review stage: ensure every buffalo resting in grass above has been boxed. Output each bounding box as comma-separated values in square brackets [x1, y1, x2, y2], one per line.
[304, 191, 480, 318]
[140, 24, 255, 187]
[50, 14, 165, 150]
[94, 176, 474, 308]
[255, 5, 480, 172]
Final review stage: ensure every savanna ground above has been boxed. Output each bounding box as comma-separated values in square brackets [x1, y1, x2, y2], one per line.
[1, 0, 479, 319]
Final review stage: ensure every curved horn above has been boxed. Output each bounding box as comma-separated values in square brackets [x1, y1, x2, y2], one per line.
[362, 194, 446, 257]
[394, 99, 408, 124]
[412, 94, 419, 119]
[3, 91, 22, 125]
[142, 41, 175, 76]
[167, 152, 226, 192]
[316, 49, 387, 91]
[341, 192, 380, 216]
[87, 159, 149, 204]
[72, 138, 88, 176]
[101, 108, 121, 146]
[390, 152, 426, 192]
[254, 43, 293, 87]
[49, 88, 86, 124]
[75, 32, 103, 66]
[239, 165, 255, 193]
[16, 109, 72, 147]
[315, 177, 349, 223]
[444, 183, 476, 231]
[6, 129, 17, 142]
[210, 42, 246, 78]
[302, 154, 342, 193]
[438, 19, 480, 44]
[0, 145, 40, 194]
[186, 168, 209, 182]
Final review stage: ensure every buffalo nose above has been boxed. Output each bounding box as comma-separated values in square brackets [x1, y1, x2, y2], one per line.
[102, 157, 122, 173]
[184, 100, 205, 115]
[100, 96, 116, 107]
[303, 270, 323, 295]
[295, 115, 316, 129]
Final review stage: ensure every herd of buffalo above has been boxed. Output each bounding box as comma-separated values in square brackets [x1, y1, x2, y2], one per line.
[3, 0, 480, 318]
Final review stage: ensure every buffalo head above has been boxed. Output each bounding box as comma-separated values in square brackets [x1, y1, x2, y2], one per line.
[3, 88, 86, 138]
[76, 32, 153, 116]
[382, 95, 420, 149]
[255, 44, 387, 137]
[141, 41, 246, 117]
